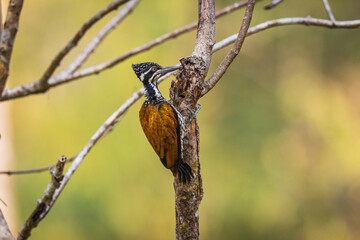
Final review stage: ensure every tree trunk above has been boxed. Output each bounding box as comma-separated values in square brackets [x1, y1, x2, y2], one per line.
[170, 56, 208, 240]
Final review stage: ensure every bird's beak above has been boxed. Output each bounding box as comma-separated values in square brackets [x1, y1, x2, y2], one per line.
[155, 65, 182, 79]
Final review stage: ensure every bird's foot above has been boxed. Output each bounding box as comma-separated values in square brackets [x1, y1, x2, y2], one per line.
[186, 103, 201, 127]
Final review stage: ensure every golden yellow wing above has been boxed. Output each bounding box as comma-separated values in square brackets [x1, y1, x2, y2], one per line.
[139, 102, 180, 170]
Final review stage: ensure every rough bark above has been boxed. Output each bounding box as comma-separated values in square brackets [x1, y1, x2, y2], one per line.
[170, 57, 205, 240]
[170, 1, 215, 239]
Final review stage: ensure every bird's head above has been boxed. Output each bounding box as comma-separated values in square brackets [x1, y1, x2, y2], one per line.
[132, 62, 181, 84]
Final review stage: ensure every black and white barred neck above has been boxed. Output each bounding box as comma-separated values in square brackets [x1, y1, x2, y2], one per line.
[143, 81, 166, 104]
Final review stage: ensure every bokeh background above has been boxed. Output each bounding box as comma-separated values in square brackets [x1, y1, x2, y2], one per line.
[1, 0, 360, 239]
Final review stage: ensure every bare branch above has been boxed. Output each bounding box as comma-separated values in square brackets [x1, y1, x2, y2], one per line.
[0, 208, 15, 240]
[191, 0, 215, 76]
[38, 89, 146, 227]
[212, 16, 360, 55]
[0, 0, 24, 96]
[264, 0, 284, 10]
[0, 0, 256, 102]
[56, 0, 140, 80]
[0, 156, 75, 176]
[17, 156, 66, 240]
[323, 0, 336, 22]
[201, 16, 360, 96]
[51, 0, 255, 85]
[0, 167, 53, 176]
[201, 0, 256, 97]
[33, 0, 130, 91]
[0, 0, 130, 100]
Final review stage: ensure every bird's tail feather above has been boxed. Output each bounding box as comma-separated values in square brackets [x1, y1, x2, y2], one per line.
[177, 161, 193, 184]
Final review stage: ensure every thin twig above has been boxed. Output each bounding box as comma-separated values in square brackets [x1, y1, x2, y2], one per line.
[323, 0, 336, 22]
[0, 0, 259, 102]
[56, 0, 140, 80]
[0, 167, 52, 175]
[264, 0, 284, 10]
[201, 0, 256, 97]
[51, 0, 262, 86]
[49, 0, 244, 86]
[21, 0, 130, 94]
[0, 0, 24, 96]
[0, 156, 75, 175]
[17, 156, 67, 240]
[201, 16, 360, 96]
[212, 16, 360, 54]
[38, 88, 148, 226]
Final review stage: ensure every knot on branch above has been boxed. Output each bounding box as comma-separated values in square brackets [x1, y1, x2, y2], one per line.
[180, 56, 207, 79]
[50, 155, 66, 187]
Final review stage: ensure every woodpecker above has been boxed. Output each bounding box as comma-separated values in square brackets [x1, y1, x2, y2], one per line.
[132, 62, 193, 183]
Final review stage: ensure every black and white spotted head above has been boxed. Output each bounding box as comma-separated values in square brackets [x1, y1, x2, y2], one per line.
[132, 62, 181, 84]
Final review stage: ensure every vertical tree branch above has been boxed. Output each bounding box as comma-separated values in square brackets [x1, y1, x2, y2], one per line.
[192, 0, 215, 77]
[170, 0, 215, 239]
[0, 0, 24, 96]
[201, 0, 256, 97]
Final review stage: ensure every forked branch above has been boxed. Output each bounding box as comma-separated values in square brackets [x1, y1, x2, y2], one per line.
[0, 0, 131, 100]
[323, 0, 335, 22]
[55, 0, 140, 80]
[201, 0, 256, 97]
[0, 0, 256, 102]
[17, 156, 66, 240]
[210, 16, 360, 58]
[32, 0, 130, 91]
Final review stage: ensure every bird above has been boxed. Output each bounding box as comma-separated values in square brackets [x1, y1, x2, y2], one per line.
[132, 62, 193, 183]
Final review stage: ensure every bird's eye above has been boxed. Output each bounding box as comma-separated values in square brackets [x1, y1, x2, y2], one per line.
[151, 67, 157, 71]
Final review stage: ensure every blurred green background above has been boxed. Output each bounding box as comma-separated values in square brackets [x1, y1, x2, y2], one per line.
[1, 0, 360, 239]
